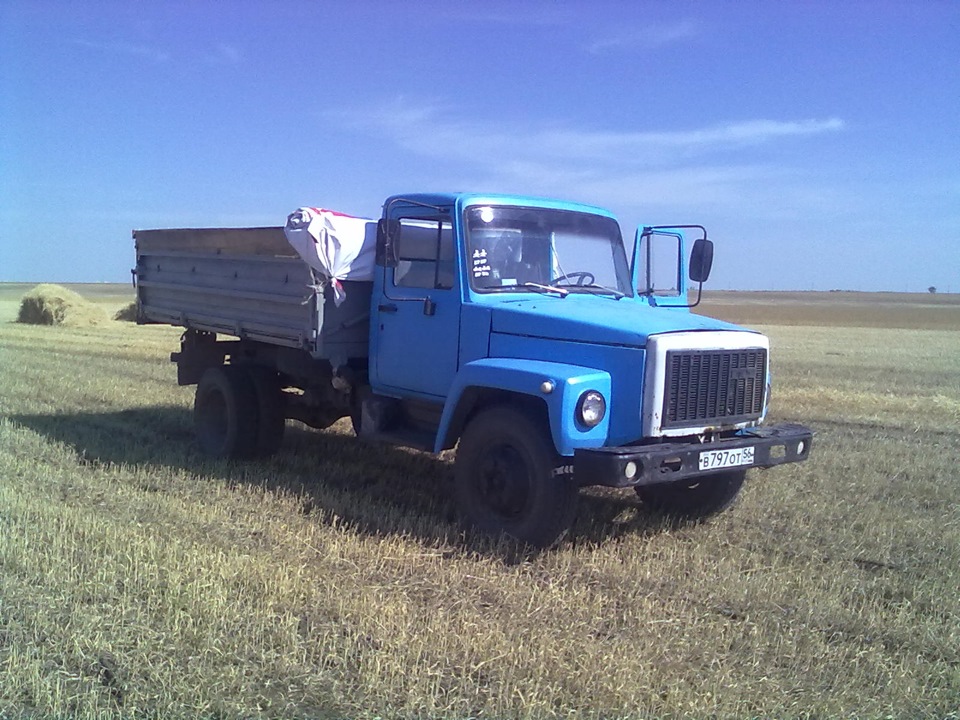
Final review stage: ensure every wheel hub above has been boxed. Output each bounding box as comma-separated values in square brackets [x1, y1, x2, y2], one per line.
[477, 445, 531, 519]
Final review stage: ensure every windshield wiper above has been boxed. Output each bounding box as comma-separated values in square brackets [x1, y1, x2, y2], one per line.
[573, 283, 625, 299]
[522, 282, 569, 297]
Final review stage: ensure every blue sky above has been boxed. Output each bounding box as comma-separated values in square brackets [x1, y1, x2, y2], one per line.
[2, 0, 958, 291]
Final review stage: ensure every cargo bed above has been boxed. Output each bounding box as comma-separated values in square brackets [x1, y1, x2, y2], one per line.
[134, 227, 371, 361]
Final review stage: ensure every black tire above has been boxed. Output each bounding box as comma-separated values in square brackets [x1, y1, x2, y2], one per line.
[635, 470, 746, 519]
[194, 366, 260, 459]
[247, 367, 286, 457]
[454, 406, 578, 548]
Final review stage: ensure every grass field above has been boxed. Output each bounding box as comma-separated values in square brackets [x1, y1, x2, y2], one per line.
[1, 283, 958, 718]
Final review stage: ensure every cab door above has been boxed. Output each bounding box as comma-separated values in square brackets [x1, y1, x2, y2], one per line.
[372, 215, 461, 398]
[632, 226, 690, 307]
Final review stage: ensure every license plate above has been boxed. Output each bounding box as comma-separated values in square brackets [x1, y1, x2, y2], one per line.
[699, 446, 755, 471]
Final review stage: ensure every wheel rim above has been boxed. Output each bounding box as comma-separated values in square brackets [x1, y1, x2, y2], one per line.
[475, 443, 532, 520]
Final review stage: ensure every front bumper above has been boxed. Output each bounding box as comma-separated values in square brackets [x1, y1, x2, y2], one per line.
[573, 423, 813, 488]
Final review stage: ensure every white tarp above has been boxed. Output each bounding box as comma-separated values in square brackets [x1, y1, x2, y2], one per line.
[284, 207, 377, 306]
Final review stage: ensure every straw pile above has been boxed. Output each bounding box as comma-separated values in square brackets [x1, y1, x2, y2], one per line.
[113, 301, 138, 321]
[17, 284, 109, 326]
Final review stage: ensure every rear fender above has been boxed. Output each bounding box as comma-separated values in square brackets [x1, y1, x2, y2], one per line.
[435, 358, 611, 456]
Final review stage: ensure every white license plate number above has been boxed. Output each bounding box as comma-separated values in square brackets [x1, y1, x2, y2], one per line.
[699, 446, 755, 471]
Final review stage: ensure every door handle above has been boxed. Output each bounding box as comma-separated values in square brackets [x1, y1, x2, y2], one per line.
[378, 303, 398, 313]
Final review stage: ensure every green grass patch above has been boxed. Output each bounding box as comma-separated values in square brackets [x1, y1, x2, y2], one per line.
[0, 287, 958, 718]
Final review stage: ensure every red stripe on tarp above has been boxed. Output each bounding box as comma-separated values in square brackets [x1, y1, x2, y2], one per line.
[306, 207, 357, 219]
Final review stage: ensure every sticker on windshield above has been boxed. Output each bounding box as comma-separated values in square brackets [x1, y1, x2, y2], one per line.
[472, 248, 491, 278]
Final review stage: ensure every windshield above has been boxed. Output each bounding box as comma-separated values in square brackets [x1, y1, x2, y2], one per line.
[464, 205, 632, 296]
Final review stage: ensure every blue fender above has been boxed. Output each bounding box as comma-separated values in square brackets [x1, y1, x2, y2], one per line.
[434, 358, 611, 456]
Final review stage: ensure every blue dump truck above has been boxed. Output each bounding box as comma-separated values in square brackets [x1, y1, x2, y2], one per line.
[134, 192, 812, 547]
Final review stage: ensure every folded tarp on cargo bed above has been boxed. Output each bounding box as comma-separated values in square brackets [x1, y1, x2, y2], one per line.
[284, 207, 376, 306]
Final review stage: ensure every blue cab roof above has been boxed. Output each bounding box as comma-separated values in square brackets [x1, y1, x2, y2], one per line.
[381, 192, 618, 220]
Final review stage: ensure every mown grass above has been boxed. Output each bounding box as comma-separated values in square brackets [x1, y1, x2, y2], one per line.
[698, 289, 960, 330]
[1, 285, 958, 718]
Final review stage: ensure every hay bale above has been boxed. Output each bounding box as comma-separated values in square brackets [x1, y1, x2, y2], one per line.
[17, 284, 109, 326]
[113, 301, 138, 322]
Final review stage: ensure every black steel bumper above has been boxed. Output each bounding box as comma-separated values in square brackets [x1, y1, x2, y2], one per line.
[573, 423, 813, 489]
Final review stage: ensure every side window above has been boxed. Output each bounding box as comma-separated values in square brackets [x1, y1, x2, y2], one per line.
[393, 218, 455, 289]
[638, 231, 681, 296]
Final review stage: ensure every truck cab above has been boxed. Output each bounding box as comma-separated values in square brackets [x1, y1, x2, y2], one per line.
[359, 193, 812, 545]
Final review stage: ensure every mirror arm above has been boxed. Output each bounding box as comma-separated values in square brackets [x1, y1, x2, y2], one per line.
[687, 279, 704, 308]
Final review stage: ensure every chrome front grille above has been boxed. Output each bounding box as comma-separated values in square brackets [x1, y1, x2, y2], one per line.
[662, 348, 766, 429]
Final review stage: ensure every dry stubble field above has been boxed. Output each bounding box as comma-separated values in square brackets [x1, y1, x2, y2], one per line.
[0, 284, 958, 719]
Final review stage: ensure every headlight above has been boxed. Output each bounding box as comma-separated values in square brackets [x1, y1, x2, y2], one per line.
[577, 390, 606, 428]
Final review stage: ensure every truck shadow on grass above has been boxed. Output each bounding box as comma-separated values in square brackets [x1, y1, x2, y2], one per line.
[11, 406, 674, 555]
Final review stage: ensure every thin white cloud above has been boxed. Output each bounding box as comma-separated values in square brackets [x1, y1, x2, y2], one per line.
[586, 20, 700, 54]
[334, 101, 845, 170]
[639, 118, 847, 148]
[71, 38, 169, 63]
[325, 100, 847, 221]
[71, 38, 242, 66]
[434, 6, 572, 27]
[462, 161, 781, 211]
[207, 42, 242, 65]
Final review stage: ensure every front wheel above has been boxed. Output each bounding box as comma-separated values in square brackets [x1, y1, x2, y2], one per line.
[634, 470, 746, 519]
[454, 406, 578, 548]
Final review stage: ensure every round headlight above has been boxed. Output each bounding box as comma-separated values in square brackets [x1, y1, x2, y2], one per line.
[577, 390, 606, 428]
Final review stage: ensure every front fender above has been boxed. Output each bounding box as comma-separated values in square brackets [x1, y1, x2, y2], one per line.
[435, 358, 611, 456]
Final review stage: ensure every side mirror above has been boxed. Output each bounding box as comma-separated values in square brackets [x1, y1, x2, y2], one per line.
[376, 219, 400, 267]
[689, 237, 714, 283]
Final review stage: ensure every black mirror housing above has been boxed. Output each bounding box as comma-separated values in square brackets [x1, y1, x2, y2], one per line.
[376, 218, 400, 267]
[689, 238, 714, 283]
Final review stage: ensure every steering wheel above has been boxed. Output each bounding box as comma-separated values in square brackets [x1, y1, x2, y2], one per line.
[554, 271, 596, 287]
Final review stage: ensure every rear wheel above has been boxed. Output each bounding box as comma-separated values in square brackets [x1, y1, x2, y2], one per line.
[455, 406, 578, 548]
[194, 366, 259, 459]
[635, 470, 746, 519]
[247, 367, 286, 457]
